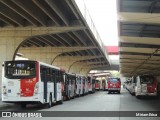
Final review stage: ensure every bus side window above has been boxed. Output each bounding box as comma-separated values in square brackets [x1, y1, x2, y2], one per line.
[56, 71, 59, 83]
[83, 78, 85, 84]
[60, 71, 64, 83]
[40, 66, 45, 82]
[135, 77, 138, 86]
[46, 68, 51, 82]
[79, 77, 81, 84]
[71, 76, 73, 84]
[52, 69, 56, 82]
[50, 69, 53, 82]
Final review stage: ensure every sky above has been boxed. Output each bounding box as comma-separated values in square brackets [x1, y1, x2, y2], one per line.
[81, 0, 118, 46]
[75, 0, 119, 62]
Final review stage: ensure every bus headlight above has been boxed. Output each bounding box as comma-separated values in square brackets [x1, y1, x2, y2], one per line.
[3, 86, 7, 95]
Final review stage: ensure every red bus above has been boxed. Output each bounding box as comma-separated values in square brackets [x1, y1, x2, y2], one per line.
[64, 73, 76, 100]
[95, 80, 100, 91]
[108, 78, 121, 94]
[2, 60, 64, 108]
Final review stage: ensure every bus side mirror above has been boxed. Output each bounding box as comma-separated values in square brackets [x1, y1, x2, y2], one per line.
[2, 64, 4, 67]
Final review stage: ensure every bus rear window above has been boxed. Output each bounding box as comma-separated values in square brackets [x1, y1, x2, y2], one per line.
[140, 76, 154, 84]
[108, 78, 120, 83]
[95, 80, 99, 83]
[5, 61, 36, 79]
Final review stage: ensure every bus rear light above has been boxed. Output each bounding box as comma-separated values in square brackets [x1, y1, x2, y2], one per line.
[34, 84, 39, 94]
[2, 86, 7, 95]
[155, 88, 157, 91]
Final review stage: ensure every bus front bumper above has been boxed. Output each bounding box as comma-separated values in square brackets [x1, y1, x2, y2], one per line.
[2, 94, 43, 103]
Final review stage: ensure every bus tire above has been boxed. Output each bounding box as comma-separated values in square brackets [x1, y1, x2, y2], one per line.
[83, 89, 85, 96]
[136, 95, 140, 99]
[108, 90, 111, 94]
[21, 103, 26, 108]
[68, 91, 71, 100]
[118, 91, 120, 94]
[59, 96, 63, 104]
[48, 94, 52, 108]
[135, 93, 140, 99]
[78, 91, 80, 97]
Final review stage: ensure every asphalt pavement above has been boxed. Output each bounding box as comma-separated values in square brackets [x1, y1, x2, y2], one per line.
[0, 88, 160, 120]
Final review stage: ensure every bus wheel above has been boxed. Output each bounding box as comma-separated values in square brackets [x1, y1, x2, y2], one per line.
[48, 95, 52, 108]
[135, 93, 140, 99]
[118, 91, 120, 94]
[136, 95, 140, 99]
[78, 92, 80, 97]
[21, 103, 26, 108]
[108, 91, 111, 94]
[59, 96, 63, 104]
[83, 89, 85, 96]
[68, 93, 71, 100]
[78, 90, 81, 97]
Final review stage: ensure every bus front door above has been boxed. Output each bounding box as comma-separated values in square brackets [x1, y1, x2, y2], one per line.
[43, 70, 47, 103]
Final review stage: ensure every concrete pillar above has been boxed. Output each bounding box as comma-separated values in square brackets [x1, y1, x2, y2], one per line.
[18, 46, 97, 65]
[0, 25, 87, 94]
[80, 68, 91, 76]
[69, 62, 88, 74]
[69, 58, 104, 74]
[0, 37, 25, 90]
[18, 47, 62, 64]
[53, 56, 101, 73]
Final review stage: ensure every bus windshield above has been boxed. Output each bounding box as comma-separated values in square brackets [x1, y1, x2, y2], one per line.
[5, 61, 36, 79]
[140, 76, 154, 84]
[108, 78, 119, 83]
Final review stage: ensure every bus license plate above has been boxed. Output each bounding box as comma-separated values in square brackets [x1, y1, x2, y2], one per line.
[8, 89, 11, 93]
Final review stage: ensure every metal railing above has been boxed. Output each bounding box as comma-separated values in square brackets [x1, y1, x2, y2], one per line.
[74, 0, 110, 64]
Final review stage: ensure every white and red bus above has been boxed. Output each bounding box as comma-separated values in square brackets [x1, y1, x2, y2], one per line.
[75, 74, 88, 96]
[102, 79, 108, 91]
[64, 73, 76, 100]
[88, 76, 95, 93]
[2, 60, 64, 108]
[75, 74, 82, 96]
[95, 80, 100, 91]
[135, 75, 157, 98]
[84, 76, 88, 95]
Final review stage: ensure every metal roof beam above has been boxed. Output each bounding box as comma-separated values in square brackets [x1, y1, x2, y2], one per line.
[34, 37, 50, 47]
[0, 3, 24, 26]
[45, 0, 69, 26]
[39, 36, 56, 47]
[49, 35, 66, 46]
[0, 0, 39, 26]
[120, 51, 160, 56]
[32, 0, 61, 26]
[148, 0, 159, 13]
[72, 32, 87, 46]
[67, 32, 81, 46]
[0, 14, 17, 26]
[27, 39, 41, 47]
[120, 42, 160, 48]
[11, 0, 47, 26]
[56, 34, 72, 46]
